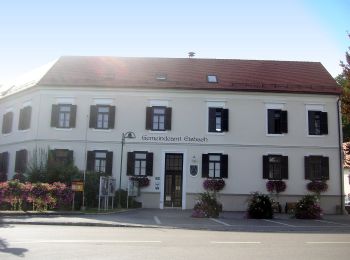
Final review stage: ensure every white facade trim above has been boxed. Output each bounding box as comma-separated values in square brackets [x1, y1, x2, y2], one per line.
[93, 98, 114, 105]
[55, 97, 75, 104]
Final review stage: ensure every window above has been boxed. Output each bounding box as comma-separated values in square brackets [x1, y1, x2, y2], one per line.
[18, 106, 32, 130]
[51, 104, 77, 128]
[208, 108, 229, 132]
[127, 151, 153, 176]
[305, 156, 329, 180]
[156, 74, 167, 81]
[86, 150, 113, 174]
[267, 109, 288, 134]
[0, 152, 9, 174]
[202, 153, 228, 178]
[15, 149, 28, 173]
[145, 106, 172, 131]
[263, 155, 288, 180]
[50, 149, 73, 165]
[207, 75, 218, 83]
[2, 111, 13, 134]
[308, 111, 328, 135]
[89, 105, 115, 129]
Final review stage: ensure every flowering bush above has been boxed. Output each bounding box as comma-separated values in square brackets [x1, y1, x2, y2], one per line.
[266, 180, 286, 194]
[203, 178, 225, 192]
[294, 195, 322, 219]
[130, 176, 150, 188]
[0, 180, 73, 211]
[247, 192, 273, 219]
[192, 192, 222, 218]
[12, 173, 27, 183]
[307, 181, 328, 194]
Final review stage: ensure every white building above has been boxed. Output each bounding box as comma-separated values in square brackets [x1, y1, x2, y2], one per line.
[0, 56, 343, 213]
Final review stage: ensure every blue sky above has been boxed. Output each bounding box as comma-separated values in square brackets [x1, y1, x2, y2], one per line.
[0, 0, 349, 83]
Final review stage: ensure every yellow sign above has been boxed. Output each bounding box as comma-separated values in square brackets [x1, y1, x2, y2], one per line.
[72, 181, 84, 192]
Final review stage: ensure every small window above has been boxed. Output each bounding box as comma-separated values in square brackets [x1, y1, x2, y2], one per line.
[89, 105, 115, 129]
[86, 150, 113, 174]
[51, 104, 77, 128]
[2, 111, 13, 134]
[207, 75, 218, 83]
[18, 106, 32, 130]
[15, 149, 28, 173]
[305, 156, 329, 180]
[50, 149, 73, 165]
[267, 109, 288, 134]
[202, 153, 228, 178]
[208, 107, 229, 132]
[145, 106, 172, 131]
[308, 111, 328, 135]
[127, 151, 153, 176]
[263, 155, 288, 180]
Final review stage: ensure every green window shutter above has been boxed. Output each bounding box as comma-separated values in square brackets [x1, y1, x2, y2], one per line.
[51, 105, 59, 127]
[89, 105, 97, 128]
[18, 108, 24, 130]
[69, 105, 77, 128]
[308, 111, 316, 135]
[263, 155, 269, 179]
[15, 150, 21, 173]
[222, 109, 229, 132]
[321, 156, 329, 180]
[304, 156, 311, 180]
[281, 156, 289, 179]
[67, 150, 74, 164]
[321, 112, 328, 135]
[220, 154, 228, 178]
[281, 110, 288, 133]
[23, 106, 32, 130]
[86, 151, 95, 172]
[106, 151, 113, 175]
[146, 152, 154, 176]
[126, 152, 135, 176]
[267, 109, 275, 134]
[145, 107, 153, 130]
[108, 106, 116, 129]
[165, 107, 172, 130]
[208, 108, 217, 132]
[202, 154, 209, 178]
[2, 152, 9, 174]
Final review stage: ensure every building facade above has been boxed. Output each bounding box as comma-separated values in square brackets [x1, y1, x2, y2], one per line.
[0, 56, 343, 213]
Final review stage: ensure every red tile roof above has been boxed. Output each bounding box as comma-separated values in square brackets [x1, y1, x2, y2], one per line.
[37, 56, 340, 95]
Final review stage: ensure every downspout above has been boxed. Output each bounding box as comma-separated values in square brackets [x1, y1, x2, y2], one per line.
[337, 97, 344, 214]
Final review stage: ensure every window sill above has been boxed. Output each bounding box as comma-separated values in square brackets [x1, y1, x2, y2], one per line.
[148, 130, 168, 134]
[92, 128, 112, 132]
[266, 133, 285, 137]
[2, 132, 12, 136]
[54, 127, 73, 131]
[307, 134, 326, 138]
[18, 129, 30, 133]
[207, 132, 226, 136]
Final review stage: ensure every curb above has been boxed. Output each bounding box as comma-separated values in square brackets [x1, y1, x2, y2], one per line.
[0, 221, 161, 228]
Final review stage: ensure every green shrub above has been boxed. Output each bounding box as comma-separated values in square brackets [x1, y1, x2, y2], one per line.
[294, 195, 322, 219]
[247, 192, 273, 219]
[192, 192, 222, 218]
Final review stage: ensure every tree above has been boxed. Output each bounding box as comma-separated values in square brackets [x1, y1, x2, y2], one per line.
[340, 33, 350, 141]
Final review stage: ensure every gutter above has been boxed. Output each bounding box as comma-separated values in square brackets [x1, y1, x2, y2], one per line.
[337, 97, 345, 214]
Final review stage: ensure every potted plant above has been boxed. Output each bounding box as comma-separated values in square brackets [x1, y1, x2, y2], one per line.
[129, 176, 150, 188]
[203, 178, 225, 192]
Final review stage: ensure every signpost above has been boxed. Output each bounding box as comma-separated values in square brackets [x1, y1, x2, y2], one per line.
[71, 180, 84, 210]
[127, 179, 139, 208]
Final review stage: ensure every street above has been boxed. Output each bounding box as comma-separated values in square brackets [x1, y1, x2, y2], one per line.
[1, 224, 350, 260]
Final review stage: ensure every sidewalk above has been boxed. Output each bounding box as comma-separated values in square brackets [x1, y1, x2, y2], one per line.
[1, 208, 350, 232]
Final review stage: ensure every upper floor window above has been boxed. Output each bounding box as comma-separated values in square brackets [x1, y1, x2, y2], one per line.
[208, 107, 229, 132]
[87, 150, 113, 174]
[15, 149, 28, 173]
[305, 155, 329, 180]
[146, 106, 172, 131]
[267, 109, 288, 134]
[207, 75, 218, 83]
[18, 106, 32, 130]
[89, 105, 115, 129]
[202, 153, 228, 178]
[263, 155, 288, 180]
[2, 111, 13, 134]
[51, 104, 77, 128]
[308, 111, 328, 135]
[127, 151, 153, 176]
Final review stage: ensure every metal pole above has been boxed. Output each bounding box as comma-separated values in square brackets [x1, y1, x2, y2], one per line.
[118, 134, 125, 208]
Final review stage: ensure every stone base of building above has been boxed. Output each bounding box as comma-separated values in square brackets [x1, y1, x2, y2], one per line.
[136, 192, 342, 214]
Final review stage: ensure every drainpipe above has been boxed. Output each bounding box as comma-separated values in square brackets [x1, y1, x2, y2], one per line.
[337, 97, 344, 214]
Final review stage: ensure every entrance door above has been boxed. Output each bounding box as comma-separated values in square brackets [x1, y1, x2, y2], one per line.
[164, 153, 183, 207]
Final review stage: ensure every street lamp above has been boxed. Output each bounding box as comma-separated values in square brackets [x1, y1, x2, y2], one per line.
[118, 131, 136, 208]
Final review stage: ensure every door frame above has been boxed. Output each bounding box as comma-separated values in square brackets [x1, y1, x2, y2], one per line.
[160, 149, 187, 209]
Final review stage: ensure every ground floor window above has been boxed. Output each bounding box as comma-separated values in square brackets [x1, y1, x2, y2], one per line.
[127, 151, 153, 176]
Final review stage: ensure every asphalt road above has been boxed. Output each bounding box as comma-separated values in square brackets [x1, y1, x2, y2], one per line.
[1, 225, 350, 260]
